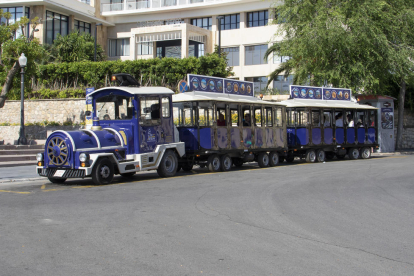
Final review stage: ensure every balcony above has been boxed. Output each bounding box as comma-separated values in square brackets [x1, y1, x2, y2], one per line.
[101, 0, 229, 13]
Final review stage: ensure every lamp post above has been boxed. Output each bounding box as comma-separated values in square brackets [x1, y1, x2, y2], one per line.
[18, 53, 27, 145]
[94, 23, 103, 62]
[216, 16, 224, 56]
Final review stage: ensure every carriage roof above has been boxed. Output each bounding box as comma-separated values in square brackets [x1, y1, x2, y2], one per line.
[281, 99, 377, 110]
[173, 91, 285, 106]
[88, 86, 175, 96]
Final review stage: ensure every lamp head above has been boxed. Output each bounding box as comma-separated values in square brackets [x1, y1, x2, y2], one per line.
[19, 53, 27, 68]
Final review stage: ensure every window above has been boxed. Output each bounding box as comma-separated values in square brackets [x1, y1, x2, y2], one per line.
[198, 103, 214, 127]
[368, 110, 376, 127]
[247, 10, 268, 27]
[273, 55, 291, 64]
[275, 107, 283, 127]
[140, 97, 161, 125]
[265, 107, 273, 127]
[242, 107, 252, 127]
[312, 111, 321, 127]
[323, 111, 332, 127]
[0, 7, 29, 39]
[254, 107, 262, 127]
[46, 11, 68, 44]
[222, 47, 239, 66]
[298, 110, 309, 126]
[96, 95, 134, 120]
[245, 44, 268, 65]
[162, 97, 170, 118]
[273, 75, 293, 94]
[156, 47, 162, 58]
[137, 42, 153, 55]
[287, 110, 295, 126]
[191, 17, 212, 30]
[198, 44, 205, 57]
[75, 20, 91, 34]
[173, 102, 196, 126]
[357, 111, 366, 128]
[245, 77, 268, 94]
[162, 0, 177, 7]
[216, 109, 226, 126]
[109, 39, 130, 56]
[219, 14, 240, 30]
[230, 107, 239, 126]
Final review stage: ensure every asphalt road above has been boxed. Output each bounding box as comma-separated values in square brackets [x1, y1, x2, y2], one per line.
[0, 155, 413, 276]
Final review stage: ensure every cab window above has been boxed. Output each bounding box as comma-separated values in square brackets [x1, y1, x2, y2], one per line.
[96, 94, 134, 121]
[140, 97, 160, 125]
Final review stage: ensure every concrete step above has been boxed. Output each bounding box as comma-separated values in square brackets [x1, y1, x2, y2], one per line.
[0, 149, 42, 155]
[0, 161, 37, 168]
[0, 144, 44, 150]
[0, 155, 37, 162]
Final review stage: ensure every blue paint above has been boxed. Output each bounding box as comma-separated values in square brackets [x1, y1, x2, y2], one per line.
[255, 129, 264, 148]
[179, 128, 198, 151]
[287, 128, 296, 146]
[336, 128, 344, 144]
[199, 128, 212, 149]
[312, 128, 321, 145]
[296, 128, 309, 145]
[347, 128, 355, 144]
[358, 128, 366, 144]
[324, 128, 333, 144]
[243, 128, 253, 148]
[231, 128, 240, 148]
[217, 127, 228, 149]
[367, 128, 376, 143]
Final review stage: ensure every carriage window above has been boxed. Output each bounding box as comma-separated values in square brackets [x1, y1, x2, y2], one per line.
[162, 97, 170, 118]
[198, 105, 214, 126]
[173, 102, 196, 126]
[242, 107, 251, 127]
[357, 111, 366, 128]
[230, 109, 239, 126]
[254, 107, 262, 127]
[297, 110, 309, 126]
[140, 97, 160, 125]
[287, 110, 295, 126]
[346, 111, 355, 127]
[368, 110, 376, 127]
[312, 111, 320, 126]
[96, 95, 134, 121]
[323, 111, 332, 127]
[275, 107, 283, 127]
[266, 107, 273, 127]
[335, 112, 344, 127]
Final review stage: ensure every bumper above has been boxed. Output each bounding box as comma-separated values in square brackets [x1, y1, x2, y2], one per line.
[37, 167, 87, 178]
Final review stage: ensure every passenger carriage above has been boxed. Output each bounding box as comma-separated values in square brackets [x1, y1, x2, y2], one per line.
[281, 85, 379, 162]
[36, 74, 185, 185]
[172, 74, 287, 171]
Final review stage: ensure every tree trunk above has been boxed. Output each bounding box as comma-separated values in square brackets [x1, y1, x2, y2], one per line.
[396, 79, 406, 150]
[0, 61, 20, 108]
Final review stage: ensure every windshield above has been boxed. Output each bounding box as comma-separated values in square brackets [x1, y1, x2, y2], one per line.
[96, 94, 134, 120]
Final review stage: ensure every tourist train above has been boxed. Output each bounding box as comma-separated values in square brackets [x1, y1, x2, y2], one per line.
[36, 74, 378, 185]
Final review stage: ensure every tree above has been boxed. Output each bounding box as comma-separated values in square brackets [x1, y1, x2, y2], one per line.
[0, 11, 45, 108]
[48, 31, 105, 63]
[266, 0, 414, 149]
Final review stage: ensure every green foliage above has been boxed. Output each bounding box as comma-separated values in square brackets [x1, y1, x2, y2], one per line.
[48, 31, 105, 62]
[267, 0, 414, 95]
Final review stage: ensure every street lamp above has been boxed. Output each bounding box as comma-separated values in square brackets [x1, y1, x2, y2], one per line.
[216, 16, 224, 56]
[18, 53, 27, 145]
[94, 23, 103, 62]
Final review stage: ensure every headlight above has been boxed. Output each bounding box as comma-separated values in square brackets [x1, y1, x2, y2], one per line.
[36, 153, 44, 162]
[79, 153, 90, 162]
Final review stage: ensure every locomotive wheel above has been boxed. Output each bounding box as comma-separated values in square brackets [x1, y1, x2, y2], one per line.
[257, 152, 269, 168]
[348, 148, 360, 160]
[325, 152, 335, 160]
[181, 161, 193, 172]
[220, 154, 232, 171]
[48, 177, 67, 184]
[268, 151, 279, 167]
[305, 149, 316, 163]
[157, 150, 178, 177]
[316, 149, 325, 162]
[207, 154, 221, 172]
[120, 172, 136, 178]
[92, 158, 114, 185]
[233, 158, 244, 167]
[360, 147, 371, 159]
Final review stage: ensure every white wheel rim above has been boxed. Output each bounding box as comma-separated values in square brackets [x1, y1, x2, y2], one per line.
[223, 157, 231, 170]
[100, 165, 110, 179]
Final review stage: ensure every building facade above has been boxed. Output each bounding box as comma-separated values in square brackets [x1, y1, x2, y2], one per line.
[0, 0, 293, 94]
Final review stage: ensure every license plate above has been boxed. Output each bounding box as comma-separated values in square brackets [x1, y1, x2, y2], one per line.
[54, 170, 65, 177]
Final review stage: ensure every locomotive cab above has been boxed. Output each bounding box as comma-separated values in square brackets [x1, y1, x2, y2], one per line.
[36, 80, 185, 185]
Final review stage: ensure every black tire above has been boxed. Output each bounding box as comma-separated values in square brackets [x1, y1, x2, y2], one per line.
[325, 152, 335, 160]
[279, 156, 285, 163]
[157, 150, 178, 177]
[360, 147, 371, 159]
[233, 158, 244, 167]
[92, 158, 114, 185]
[286, 154, 295, 163]
[268, 151, 279, 167]
[220, 154, 232, 171]
[120, 172, 136, 178]
[348, 148, 360, 160]
[48, 177, 67, 184]
[207, 154, 221, 172]
[176, 163, 182, 172]
[305, 149, 316, 163]
[257, 152, 269, 168]
[181, 161, 193, 172]
[316, 149, 325, 162]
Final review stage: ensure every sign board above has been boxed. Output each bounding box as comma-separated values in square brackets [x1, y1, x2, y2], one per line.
[187, 74, 254, 97]
[381, 108, 394, 129]
[178, 80, 189, 93]
[290, 85, 352, 101]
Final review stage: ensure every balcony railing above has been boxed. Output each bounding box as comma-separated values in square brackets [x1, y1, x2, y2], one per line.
[78, 0, 91, 5]
[101, 0, 224, 13]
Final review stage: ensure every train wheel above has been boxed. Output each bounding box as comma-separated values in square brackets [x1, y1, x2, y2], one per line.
[92, 158, 114, 185]
[305, 149, 316, 163]
[221, 155, 232, 171]
[325, 152, 335, 160]
[233, 158, 244, 167]
[157, 150, 178, 177]
[257, 152, 269, 168]
[48, 177, 67, 184]
[207, 154, 221, 172]
[120, 172, 136, 178]
[360, 147, 371, 159]
[316, 149, 325, 162]
[349, 148, 360, 160]
[181, 162, 193, 172]
[269, 151, 279, 167]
